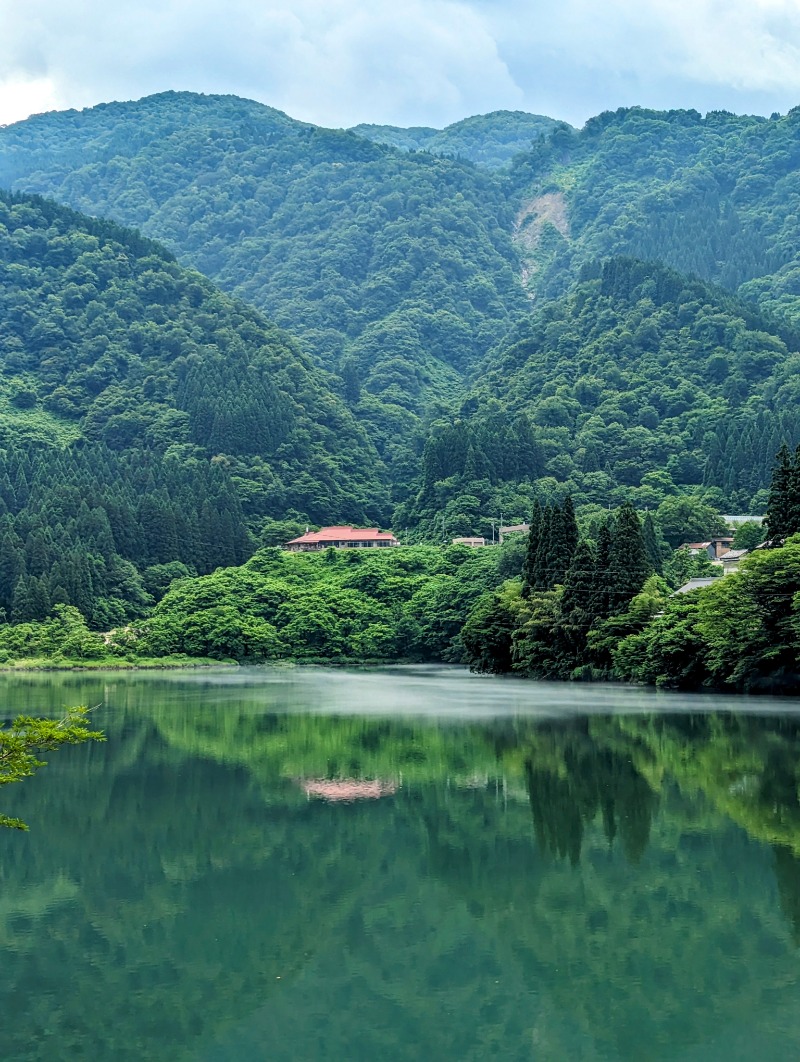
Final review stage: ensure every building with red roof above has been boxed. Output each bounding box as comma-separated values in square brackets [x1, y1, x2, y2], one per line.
[284, 526, 400, 551]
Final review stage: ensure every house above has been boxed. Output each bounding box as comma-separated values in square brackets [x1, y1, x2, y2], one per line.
[451, 536, 486, 547]
[673, 577, 720, 594]
[679, 537, 734, 561]
[284, 526, 400, 551]
[498, 523, 529, 544]
[720, 548, 748, 573]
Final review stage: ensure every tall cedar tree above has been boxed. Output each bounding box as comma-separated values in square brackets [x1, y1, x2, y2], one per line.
[766, 444, 794, 542]
[790, 445, 800, 538]
[642, 513, 663, 574]
[521, 500, 542, 598]
[556, 539, 599, 669]
[606, 503, 652, 614]
[532, 506, 554, 590]
[531, 496, 579, 591]
[589, 522, 614, 620]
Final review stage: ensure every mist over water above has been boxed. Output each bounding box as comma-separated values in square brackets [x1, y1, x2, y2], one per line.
[3, 668, 800, 1060]
[1, 664, 792, 720]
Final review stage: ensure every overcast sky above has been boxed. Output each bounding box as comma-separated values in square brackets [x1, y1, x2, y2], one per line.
[3, 0, 800, 130]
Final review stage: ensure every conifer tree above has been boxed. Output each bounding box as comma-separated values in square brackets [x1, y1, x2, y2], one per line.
[766, 444, 793, 542]
[533, 505, 554, 590]
[606, 504, 651, 614]
[642, 513, 663, 574]
[521, 500, 542, 598]
[556, 539, 599, 671]
[537, 496, 579, 590]
[789, 444, 800, 538]
[589, 521, 613, 621]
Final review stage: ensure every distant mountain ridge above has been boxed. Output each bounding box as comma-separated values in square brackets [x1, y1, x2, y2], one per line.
[350, 110, 565, 169]
[0, 91, 530, 497]
[506, 105, 800, 322]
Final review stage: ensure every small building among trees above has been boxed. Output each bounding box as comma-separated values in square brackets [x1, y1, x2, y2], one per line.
[285, 526, 400, 551]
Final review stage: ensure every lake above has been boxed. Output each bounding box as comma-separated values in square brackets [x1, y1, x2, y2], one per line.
[3, 666, 800, 1060]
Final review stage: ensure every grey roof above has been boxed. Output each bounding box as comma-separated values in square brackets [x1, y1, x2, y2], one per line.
[673, 577, 719, 594]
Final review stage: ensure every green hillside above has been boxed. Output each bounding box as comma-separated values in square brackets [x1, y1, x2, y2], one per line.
[399, 257, 800, 536]
[0, 190, 389, 624]
[0, 92, 525, 390]
[508, 106, 800, 321]
[350, 110, 564, 168]
[6, 95, 800, 549]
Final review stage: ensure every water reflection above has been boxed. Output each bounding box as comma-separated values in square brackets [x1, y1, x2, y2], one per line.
[2, 671, 800, 1060]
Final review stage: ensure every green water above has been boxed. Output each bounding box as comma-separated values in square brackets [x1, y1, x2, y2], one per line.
[3, 666, 800, 1060]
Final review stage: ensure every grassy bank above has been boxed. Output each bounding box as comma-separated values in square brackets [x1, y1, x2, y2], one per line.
[0, 655, 237, 671]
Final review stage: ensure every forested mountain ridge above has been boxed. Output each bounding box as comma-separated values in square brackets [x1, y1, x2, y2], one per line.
[0, 95, 525, 376]
[508, 105, 800, 322]
[398, 257, 800, 536]
[0, 190, 389, 624]
[0, 92, 535, 495]
[349, 111, 565, 169]
[6, 94, 800, 544]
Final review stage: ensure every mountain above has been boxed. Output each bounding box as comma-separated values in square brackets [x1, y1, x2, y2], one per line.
[0, 190, 389, 624]
[350, 111, 565, 169]
[397, 257, 800, 537]
[6, 95, 800, 541]
[0, 93, 528, 480]
[507, 105, 800, 322]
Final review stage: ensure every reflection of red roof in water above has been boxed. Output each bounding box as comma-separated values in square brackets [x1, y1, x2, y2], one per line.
[301, 778, 398, 801]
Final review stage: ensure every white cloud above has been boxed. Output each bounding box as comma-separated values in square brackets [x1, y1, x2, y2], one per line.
[0, 0, 523, 128]
[0, 76, 64, 126]
[2, 0, 800, 129]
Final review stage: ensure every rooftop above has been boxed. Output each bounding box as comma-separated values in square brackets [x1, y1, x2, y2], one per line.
[286, 526, 398, 546]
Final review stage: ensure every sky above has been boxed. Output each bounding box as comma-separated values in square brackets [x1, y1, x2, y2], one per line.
[3, 0, 800, 130]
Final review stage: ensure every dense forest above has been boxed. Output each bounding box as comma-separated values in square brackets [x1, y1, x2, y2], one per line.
[399, 256, 800, 535]
[508, 105, 800, 317]
[0, 190, 390, 624]
[5, 92, 800, 517]
[4, 93, 800, 678]
[350, 110, 564, 168]
[0, 92, 529, 493]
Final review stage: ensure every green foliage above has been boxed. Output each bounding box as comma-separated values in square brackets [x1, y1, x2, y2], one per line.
[732, 520, 765, 550]
[403, 258, 800, 531]
[7, 97, 800, 527]
[351, 111, 564, 169]
[765, 443, 800, 541]
[459, 581, 522, 673]
[0, 704, 104, 828]
[135, 545, 504, 663]
[0, 92, 530, 499]
[508, 105, 800, 322]
[465, 503, 654, 679]
[616, 535, 800, 690]
[0, 190, 391, 622]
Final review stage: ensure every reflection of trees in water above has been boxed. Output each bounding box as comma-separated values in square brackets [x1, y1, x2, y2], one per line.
[774, 845, 800, 945]
[523, 722, 658, 866]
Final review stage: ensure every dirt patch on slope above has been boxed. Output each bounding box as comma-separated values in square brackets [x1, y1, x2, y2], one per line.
[513, 191, 570, 251]
[513, 191, 570, 293]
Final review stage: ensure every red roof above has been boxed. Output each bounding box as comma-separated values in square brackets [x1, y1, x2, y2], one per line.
[287, 526, 398, 545]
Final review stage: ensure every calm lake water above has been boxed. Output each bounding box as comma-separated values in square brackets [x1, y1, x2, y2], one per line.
[3, 666, 800, 1061]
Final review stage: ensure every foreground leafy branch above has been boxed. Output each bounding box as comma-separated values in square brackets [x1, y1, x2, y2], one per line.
[0, 706, 105, 829]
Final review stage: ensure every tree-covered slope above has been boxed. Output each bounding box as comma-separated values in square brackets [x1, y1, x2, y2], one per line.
[399, 258, 800, 536]
[0, 190, 389, 624]
[350, 110, 564, 169]
[0, 93, 526, 401]
[509, 106, 800, 322]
